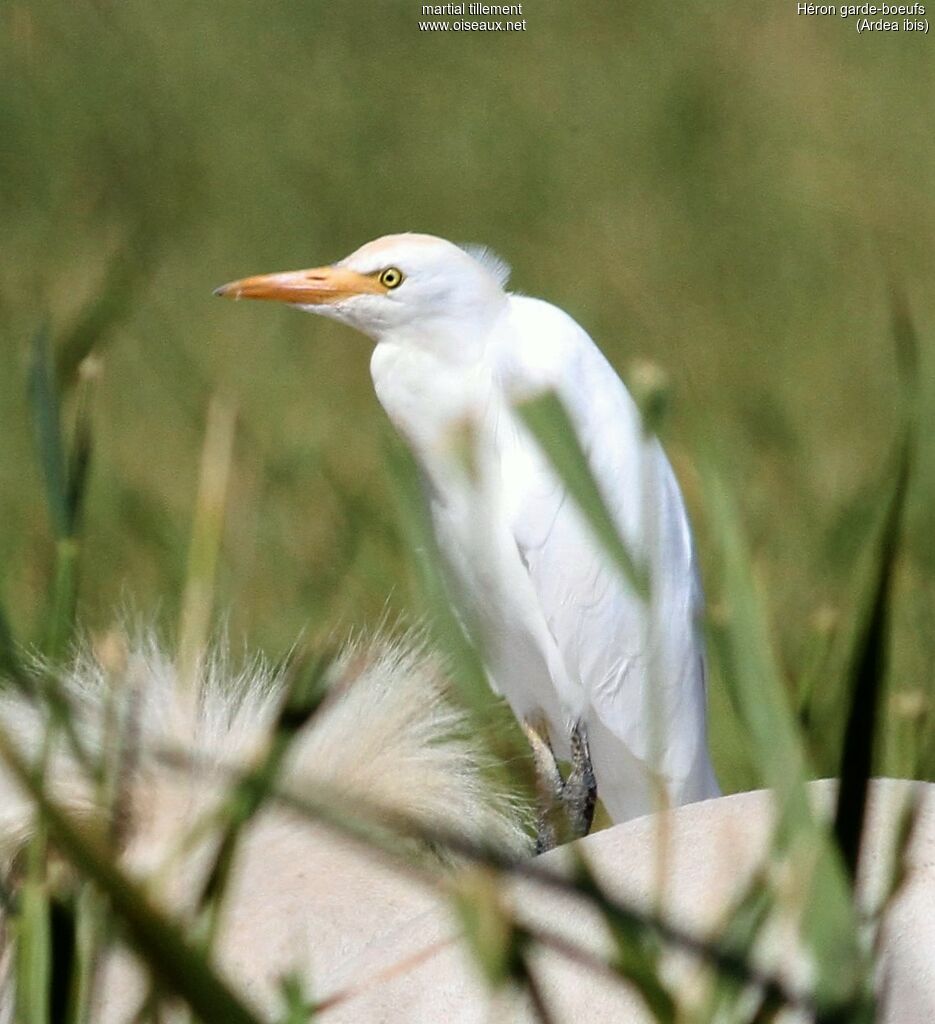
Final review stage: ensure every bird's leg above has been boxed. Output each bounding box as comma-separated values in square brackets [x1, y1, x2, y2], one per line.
[521, 716, 565, 854]
[562, 721, 597, 840]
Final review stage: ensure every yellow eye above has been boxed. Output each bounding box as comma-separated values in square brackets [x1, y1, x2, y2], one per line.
[379, 267, 404, 289]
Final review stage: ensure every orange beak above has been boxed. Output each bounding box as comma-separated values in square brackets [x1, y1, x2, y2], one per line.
[214, 265, 385, 304]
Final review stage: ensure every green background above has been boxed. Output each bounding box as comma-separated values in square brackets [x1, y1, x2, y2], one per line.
[2, 1, 933, 792]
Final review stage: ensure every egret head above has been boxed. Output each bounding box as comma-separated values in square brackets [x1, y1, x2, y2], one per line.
[215, 233, 510, 347]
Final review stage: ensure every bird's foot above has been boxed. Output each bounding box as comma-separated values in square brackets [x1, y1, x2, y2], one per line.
[521, 716, 565, 854]
[563, 721, 597, 839]
[522, 717, 597, 853]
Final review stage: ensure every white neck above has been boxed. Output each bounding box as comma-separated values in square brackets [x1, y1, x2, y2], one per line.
[376, 297, 510, 366]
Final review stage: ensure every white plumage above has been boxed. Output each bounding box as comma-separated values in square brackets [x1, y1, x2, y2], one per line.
[217, 233, 720, 825]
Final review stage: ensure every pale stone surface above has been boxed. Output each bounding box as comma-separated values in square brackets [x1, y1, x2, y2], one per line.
[320, 779, 935, 1023]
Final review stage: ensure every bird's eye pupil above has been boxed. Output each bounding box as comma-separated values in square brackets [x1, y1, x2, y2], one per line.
[380, 267, 403, 289]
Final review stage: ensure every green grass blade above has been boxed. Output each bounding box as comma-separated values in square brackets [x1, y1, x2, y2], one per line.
[888, 284, 920, 401]
[516, 391, 648, 599]
[48, 894, 79, 1024]
[176, 397, 236, 692]
[702, 466, 811, 815]
[64, 366, 96, 540]
[68, 885, 109, 1024]
[0, 596, 26, 689]
[515, 944, 559, 1024]
[450, 871, 520, 990]
[382, 431, 491, 716]
[55, 245, 148, 389]
[833, 435, 911, 881]
[45, 539, 80, 663]
[28, 324, 70, 541]
[809, 501, 906, 766]
[274, 974, 315, 1024]
[0, 722, 265, 1024]
[796, 608, 838, 735]
[28, 326, 98, 660]
[700, 462, 863, 1010]
[16, 832, 51, 1024]
[194, 651, 333, 949]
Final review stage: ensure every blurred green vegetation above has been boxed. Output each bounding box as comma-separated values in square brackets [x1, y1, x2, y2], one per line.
[1, 0, 933, 790]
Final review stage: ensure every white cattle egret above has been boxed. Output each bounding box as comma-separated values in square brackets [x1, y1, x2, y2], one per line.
[216, 233, 720, 842]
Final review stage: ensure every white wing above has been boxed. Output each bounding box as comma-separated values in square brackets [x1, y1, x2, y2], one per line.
[493, 296, 718, 817]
